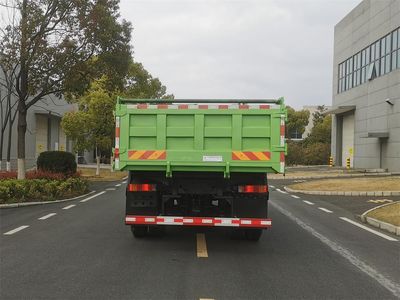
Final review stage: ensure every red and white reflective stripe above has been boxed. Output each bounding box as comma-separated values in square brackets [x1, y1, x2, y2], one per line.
[280, 152, 285, 173]
[115, 116, 120, 169]
[126, 104, 277, 110]
[280, 114, 285, 147]
[125, 215, 272, 228]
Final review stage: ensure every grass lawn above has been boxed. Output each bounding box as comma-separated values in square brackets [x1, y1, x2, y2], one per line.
[366, 202, 400, 226]
[78, 167, 128, 181]
[288, 176, 400, 191]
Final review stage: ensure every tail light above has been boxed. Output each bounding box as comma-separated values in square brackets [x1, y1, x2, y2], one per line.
[238, 185, 268, 193]
[128, 184, 156, 192]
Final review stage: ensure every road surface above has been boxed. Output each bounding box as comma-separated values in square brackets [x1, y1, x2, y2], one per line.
[1, 179, 399, 299]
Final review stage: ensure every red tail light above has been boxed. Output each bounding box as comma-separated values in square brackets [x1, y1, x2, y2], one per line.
[128, 184, 156, 192]
[238, 185, 268, 193]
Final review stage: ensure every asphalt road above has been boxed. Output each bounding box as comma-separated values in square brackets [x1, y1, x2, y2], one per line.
[1, 179, 399, 300]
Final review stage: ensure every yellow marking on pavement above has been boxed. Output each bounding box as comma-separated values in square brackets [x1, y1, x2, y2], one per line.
[196, 233, 208, 258]
[367, 199, 393, 204]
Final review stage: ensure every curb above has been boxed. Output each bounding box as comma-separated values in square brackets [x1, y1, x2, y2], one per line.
[270, 172, 392, 181]
[283, 186, 400, 196]
[360, 202, 400, 236]
[0, 190, 96, 209]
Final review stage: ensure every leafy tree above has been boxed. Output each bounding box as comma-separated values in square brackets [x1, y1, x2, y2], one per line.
[123, 62, 174, 99]
[306, 114, 332, 144]
[1, 0, 132, 179]
[61, 78, 115, 176]
[286, 106, 310, 140]
[312, 105, 328, 126]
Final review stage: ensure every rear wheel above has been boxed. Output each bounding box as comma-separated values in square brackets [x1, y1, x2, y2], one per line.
[131, 225, 148, 238]
[245, 229, 263, 241]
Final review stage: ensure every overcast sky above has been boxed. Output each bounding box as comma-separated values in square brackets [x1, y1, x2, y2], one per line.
[120, 0, 361, 108]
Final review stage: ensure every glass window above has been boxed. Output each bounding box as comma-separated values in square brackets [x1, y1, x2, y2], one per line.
[380, 57, 385, 74]
[385, 34, 391, 54]
[366, 47, 370, 64]
[392, 51, 397, 70]
[361, 67, 366, 83]
[381, 38, 386, 56]
[385, 54, 391, 73]
[375, 41, 380, 59]
[371, 44, 375, 61]
[397, 50, 400, 68]
[393, 30, 398, 50]
[375, 60, 380, 76]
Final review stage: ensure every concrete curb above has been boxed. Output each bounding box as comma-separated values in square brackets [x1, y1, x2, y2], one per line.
[360, 202, 400, 236]
[283, 186, 400, 196]
[0, 190, 96, 209]
[270, 172, 392, 181]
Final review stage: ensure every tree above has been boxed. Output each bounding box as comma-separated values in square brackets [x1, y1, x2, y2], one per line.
[61, 78, 115, 176]
[306, 114, 332, 144]
[312, 105, 328, 126]
[123, 62, 174, 99]
[286, 106, 310, 140]
[1, 0, 132, 179]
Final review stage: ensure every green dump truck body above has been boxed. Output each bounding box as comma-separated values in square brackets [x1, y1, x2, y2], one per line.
[114, 98, 287, 177]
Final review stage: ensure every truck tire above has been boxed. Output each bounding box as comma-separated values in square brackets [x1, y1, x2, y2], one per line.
[131, 225, 148, 238]
[245, 229, 263, 241]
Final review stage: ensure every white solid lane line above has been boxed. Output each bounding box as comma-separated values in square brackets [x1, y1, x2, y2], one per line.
[318, 207, 333, 213]
[115, 183, 121, 187]
[38, 213, 57, 220]
[276, 188, 287, 194]
[291, 195, 300, 199]
[62, 204, 76, 210]
[80, 191, 106, 203]
[303, 200, 314, 205]
[339, 217, 398, 242]
[4, 225, 30, 235]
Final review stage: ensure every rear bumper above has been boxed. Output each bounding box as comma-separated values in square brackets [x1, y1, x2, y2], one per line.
[125, 215, 272, 228]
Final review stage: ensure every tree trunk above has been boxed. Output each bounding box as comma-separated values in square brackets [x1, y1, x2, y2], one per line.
[7, 108, 16, 172]
[95, 146, 100, 176]
[17, 106, 27, 179]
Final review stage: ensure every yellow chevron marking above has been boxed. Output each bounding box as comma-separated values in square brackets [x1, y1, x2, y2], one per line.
[254, 152, 269, 161]
[130, 150, 146, 160]
[147, 150, 164, 160]
[233, 151, 250, 161]
[367, 199, 393, 204]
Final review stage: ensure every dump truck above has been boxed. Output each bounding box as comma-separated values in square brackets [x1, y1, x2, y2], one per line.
[114, 98, 287, 241]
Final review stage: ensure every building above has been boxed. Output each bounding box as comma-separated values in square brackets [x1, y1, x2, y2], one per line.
[0, 70, 75, 170]
[331, 0, 400, 171]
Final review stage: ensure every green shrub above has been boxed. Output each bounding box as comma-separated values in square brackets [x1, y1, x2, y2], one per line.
[0, 177, 88, 204]
[37, 151, 77, 174]
[287, 140, 331, 166]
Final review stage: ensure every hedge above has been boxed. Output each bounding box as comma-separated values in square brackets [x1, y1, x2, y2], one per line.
[37, 151, 77, 174]
[287, 140, 331, 166]
[0, 177, 89, 204]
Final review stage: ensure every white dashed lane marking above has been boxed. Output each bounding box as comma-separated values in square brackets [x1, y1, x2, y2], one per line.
[303, 200, 314, 205]
[80, 191, 106, 203]
[38, 213, 57, 220]
[269, 185, 275, 188]
[276, 188, 287, 194]
[318, 207, 333, 213]
[291, 195, 300, 199]
[339, 217, 398, 242]
[115, 183, 121, 187]
[3, 225, 30, 235]
[62, 204, 76, 210]
[106, 188, 116, 191]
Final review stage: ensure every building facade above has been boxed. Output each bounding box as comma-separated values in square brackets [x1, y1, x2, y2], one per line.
[0, 70, 75, 170]
[331, 0, 400, 171]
